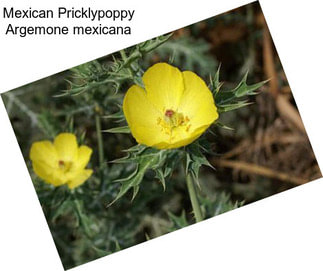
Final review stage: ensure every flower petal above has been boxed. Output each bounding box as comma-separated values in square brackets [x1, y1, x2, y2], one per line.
[30, 141, 58, 167]
[143, 63, 184, 112]
[123, 85, 168, 146]
[161, 125, 206, 149]
[54, 133, 78, 162]
[74, 145, 93, 170]
[32, 161, 66, 186]
[178, 71, 218, 130]
[67, 169, 93, 189]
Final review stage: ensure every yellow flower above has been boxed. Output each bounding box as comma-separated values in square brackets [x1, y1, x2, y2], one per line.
[123, 63, 218, 149]
[30, 133, 93, 189]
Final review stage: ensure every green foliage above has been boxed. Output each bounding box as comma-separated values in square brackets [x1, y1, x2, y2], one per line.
[200, 192, 244, 218]
[103, 126, 130, 134]
[37, 111, 60, 139]
[109, 146, 182, 205]
[104, 42, 267, 206]
[167, 210, 189, 231]
[55, 34, 172, 97]
[213, 69, 268, 113]
[185, 142, 213, 188]
[145, 36, 218, 77]
[3, 9, 273, 269]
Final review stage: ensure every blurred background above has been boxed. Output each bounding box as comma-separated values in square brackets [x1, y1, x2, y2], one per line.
[1, 2, 321, 269]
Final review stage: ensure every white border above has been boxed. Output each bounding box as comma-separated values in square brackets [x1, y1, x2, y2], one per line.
[1, 0, 323, 270]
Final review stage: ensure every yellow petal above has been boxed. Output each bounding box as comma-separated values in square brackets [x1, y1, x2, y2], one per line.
[160, 125, 205, 149]
[143, 63, 184, 112]
[67, 169, 93, 189]
[74, 145, 93, 170]
[30, 141, 58, 167]
[178, 71, 218, 130]
[54, 133, 78, 162]
[32, 160, 53, 182]
[123, 85, 168, 146]
[32, 161, 66, 186]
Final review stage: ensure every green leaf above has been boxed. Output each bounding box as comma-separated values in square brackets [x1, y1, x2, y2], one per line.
[102, 109, 125, 121]
[148, 36, 218, 77]
[118, 34, 173, 70]
[209, 64, 223, 96]
[103, 126, 130, 134]
[108, 148, 168, 205]
[109, 146, 181, 204]
[185, 143, 213, 188]
[72, 199, 94, 238]
[138, 33, 173, 54]
[145, 232, 151, 241]
[214, 71, 268, 106]
[114, 240, 121, 252]
[215, 121, 234, 131]
[199, 192, 244, 218]
[92, 246, 109, 257]
[168, 210, 189, 231]
[37, 112, 60, 139]
[155, 168, 166, 191]
[234, 73, 269, 98]
[217, 101, 253, 113]
[51, 199, 72, 222]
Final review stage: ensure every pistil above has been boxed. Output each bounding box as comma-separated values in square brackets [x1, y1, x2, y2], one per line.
[157, 109, 191, 138]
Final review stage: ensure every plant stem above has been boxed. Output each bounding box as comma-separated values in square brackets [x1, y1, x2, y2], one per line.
[95, 114, 104, 177]
[120, 49, 128, 62]
[120, 49, 133, 77]
[71, 194, 92, 238]
[185, 173, 203, 223]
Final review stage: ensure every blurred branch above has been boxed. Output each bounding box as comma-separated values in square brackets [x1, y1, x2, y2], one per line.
[276, 94, 306, 133]
[262, 20, 306, 134]
[263, 24, 278, 98]
[222, 132, 306, 159]
[4, 92, 38, 126]
[213, 158, 307, 185]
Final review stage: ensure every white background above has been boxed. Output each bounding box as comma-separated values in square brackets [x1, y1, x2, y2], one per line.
[0, 0, 322, 270]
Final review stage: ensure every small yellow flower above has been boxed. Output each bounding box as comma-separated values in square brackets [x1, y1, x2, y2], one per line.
[123, 63, 218, 149]
[30, 133, 93, 189]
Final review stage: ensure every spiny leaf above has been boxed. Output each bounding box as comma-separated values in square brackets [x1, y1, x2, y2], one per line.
[123, 144, 147, 154]
[37, 112, 60, 139]
[215, 71, 268, 106]
[92, 246, 109, 257]
[51, 199, 72, 222]
[199, 192, 244, 217]
[113, 165, 139, 182]
[234, 74, 269, 98]
[148, 36, 217, 77]
[138, 33, 173, 54]
[103, 126, 130, 134]
[71, 199, 94, 238]
[209, 64, 223, 96]
[114, 240, 121, 252]
[217, 101, 253, 113]
[108, 148, 167, 205]
[109, 147, 180, 205]
[185, 143, 213, 188]
[215, 121, 234, 131]
[118, 34, 173, 70]
[145, 233, 151, 241]
[102, 109, 124, 121]
[168, 210, 189, 230]
[155, 168, 166, 191]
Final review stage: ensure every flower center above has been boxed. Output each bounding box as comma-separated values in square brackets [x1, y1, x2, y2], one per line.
[157, 109, 191, 138]
[58, 160, 73, 173]
[165, 109, 175, 118]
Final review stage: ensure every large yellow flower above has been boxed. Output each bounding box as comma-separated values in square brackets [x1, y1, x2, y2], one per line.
[30, 133, 93, 189]
[123, 63, 218, 149]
